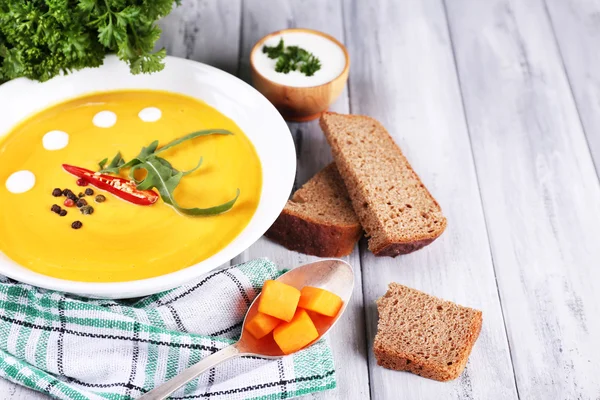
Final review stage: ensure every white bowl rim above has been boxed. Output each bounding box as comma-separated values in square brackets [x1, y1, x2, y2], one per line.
[0, 56, 296, 298]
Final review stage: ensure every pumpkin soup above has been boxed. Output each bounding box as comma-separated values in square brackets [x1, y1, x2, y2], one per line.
[0, 90, 262, 282]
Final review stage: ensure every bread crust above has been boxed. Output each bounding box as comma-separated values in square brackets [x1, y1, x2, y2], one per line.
[372, 235, 442, 257]
[374, 310, 482, 381]
[265, 208, 362, 257]
[320, 112, 447, 257]
[373, 283, 483, 381]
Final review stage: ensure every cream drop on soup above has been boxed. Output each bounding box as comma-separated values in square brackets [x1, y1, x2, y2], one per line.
[0, 90, 262, 282]
[252, 31, 346, 87]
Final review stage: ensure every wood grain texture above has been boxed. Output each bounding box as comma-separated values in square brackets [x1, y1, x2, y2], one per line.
[0, 382, 44, 399]
[444, 0, 600, 398]
[342, 0, 518, 399]
[3, 0, 600, 398]
[544, 0, 600, 174]
[235, 1, 369, 399]
[157, 0, 242, 75]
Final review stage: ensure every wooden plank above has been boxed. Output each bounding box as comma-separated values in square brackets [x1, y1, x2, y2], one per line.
[444, 0, 600, 398]
[0, 381, 46, 399]
[235, 1, 370, 399]
[342, 0, 518, 399]
[544, 0, 600, 173]
[157, 0, 243, 75]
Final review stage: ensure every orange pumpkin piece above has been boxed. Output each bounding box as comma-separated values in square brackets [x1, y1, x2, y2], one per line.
[245, 312, 281, 339]
[258, 280, 301, 322]
[273, 308, 319, 354]
[298, 286, 343, 317]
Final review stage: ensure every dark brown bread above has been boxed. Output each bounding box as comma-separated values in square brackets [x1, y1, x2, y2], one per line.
[374, 283, 482, 381]
[265, 164, 362, 257]
[319, 112, 447, 256]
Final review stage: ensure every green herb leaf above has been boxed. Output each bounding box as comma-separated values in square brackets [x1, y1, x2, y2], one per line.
[97, 129, 238, 216]
[263, 39, 322, 77]
[175, 189, 240, 216]
[134, 157, 179, 192]
[100, 152, 125, 174]
[0, 0, 180, 82]
[98, 158, 108, 170]
[126, 140, 159, 165]
[181, 157, 203, 176]
[300, 54, 322, 77]
[156, 129, 233, 155]
[275, 56, 293, 74]
[135, 158, 240, 216]
[263, 38, 285, 59]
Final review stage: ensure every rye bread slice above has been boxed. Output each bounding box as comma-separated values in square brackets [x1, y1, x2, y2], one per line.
[374, 283, 482, 381]
[319, 112, 447, 256]
[265, 163, 362, 257]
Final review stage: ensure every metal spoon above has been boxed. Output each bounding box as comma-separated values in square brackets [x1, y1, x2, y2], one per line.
[139, 259, 354, 399]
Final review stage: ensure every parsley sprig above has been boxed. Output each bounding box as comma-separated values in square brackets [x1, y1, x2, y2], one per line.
[98, 130, 240, 216]
[262, 39, 322, 77]
[0, 0, 180, 82]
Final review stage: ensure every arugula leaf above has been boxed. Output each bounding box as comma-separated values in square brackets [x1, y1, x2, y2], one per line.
[175, 189, 240, 216]
[97, 129, 239, 217]
[99, 152, 125, 174]
[181, 157, 203, 176]
[122, 140, 159, 167]
[135, 158, 239, 216]
[156, 129, 233, 155]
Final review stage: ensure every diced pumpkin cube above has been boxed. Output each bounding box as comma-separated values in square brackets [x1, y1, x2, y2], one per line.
[298, 286, 343, 317]
[245, 312, 281, 339]
[305, 310, 336, 335]
[258, 280, 301, 322]
[273, 308, 319, 354]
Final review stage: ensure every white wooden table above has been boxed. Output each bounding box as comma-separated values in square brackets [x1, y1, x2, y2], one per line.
[2, 0, 600, 398]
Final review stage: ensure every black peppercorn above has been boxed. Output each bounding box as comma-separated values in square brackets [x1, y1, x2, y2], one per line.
[80, 205, 94, 215]
[95, 195, 106, 203]
[59, 209, 67, 217]
[67, 192, 77, 201]
[71, 221, 83, 229]
[51, 204, 61, 214]
[85, 188, 94, 196]
[78, 192, 85, 198]
[76, 199, 88, 208]
[52, 188, 63, 197]
[62, 189, 70, 196]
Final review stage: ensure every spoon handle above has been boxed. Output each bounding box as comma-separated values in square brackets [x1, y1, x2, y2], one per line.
[138, 344, 242, 399]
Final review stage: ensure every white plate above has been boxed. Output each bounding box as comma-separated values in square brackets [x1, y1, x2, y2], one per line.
[0, 56, 296, 299]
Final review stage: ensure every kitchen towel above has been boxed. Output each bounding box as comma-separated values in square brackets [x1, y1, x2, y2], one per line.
[0, 258, 336, 399]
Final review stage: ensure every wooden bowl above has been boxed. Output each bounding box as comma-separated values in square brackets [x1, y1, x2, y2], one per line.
[250, 28, 350, 122]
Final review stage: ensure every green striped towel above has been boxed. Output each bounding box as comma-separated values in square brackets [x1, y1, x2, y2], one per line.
[0, 259, 336, 399]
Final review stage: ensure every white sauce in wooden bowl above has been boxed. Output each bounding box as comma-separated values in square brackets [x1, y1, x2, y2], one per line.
[252, 31, 347, 88]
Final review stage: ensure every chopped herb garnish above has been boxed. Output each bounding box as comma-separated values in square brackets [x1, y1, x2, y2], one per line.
[263, 39, 322, 77]
[97, 129, 240, 216]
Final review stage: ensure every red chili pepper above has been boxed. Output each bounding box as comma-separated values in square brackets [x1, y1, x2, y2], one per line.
[62, 164, 159, 206]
